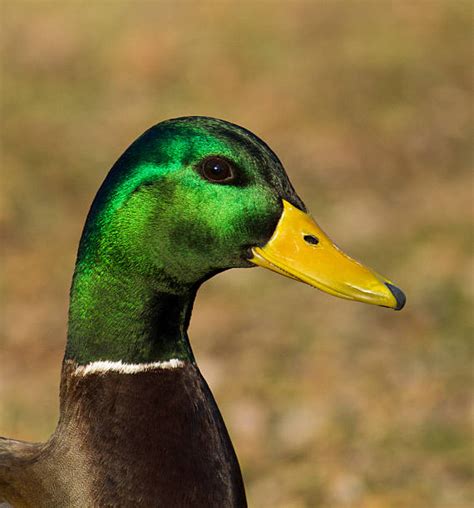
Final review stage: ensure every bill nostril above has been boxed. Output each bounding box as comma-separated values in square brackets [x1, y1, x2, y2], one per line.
[304, 234, 319, 245]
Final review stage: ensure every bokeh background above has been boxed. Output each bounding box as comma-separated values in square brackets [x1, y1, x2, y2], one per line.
[1, 1, 472, 506]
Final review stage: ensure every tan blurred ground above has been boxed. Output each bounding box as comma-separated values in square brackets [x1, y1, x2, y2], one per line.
[0, 1, 472, 507]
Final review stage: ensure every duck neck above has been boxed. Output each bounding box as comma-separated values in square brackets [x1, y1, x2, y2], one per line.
[65, 264, 197, 365]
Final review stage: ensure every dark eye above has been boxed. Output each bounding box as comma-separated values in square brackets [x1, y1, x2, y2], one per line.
[199, 157, 236, 183]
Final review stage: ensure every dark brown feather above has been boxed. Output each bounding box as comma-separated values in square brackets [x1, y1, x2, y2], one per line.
[0, 362, 247, 507]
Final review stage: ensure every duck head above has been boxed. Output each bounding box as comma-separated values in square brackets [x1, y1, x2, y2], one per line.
[77, 116, 404, 310]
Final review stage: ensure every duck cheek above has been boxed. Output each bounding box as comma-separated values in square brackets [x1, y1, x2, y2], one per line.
[242, 207, 283, 249]
[168, 217, 218, 254]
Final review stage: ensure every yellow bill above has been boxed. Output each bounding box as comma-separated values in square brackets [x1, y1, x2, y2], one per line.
[250, 200, 405, 310]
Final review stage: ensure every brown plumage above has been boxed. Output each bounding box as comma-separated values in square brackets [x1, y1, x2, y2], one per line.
[0, 362, 246, 507]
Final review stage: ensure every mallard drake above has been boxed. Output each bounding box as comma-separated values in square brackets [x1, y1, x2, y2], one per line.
[0, 117, 405, 507]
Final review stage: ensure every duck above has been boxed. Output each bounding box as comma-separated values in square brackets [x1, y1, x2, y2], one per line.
[0, 116, 405, 507]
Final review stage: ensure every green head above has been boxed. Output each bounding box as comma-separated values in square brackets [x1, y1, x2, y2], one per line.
[76, 117, 304, 290]
[67, 116, 405, 365]
[67, 117, 304, 363]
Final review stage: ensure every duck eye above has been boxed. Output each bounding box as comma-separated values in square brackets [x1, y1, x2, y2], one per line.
[199, 157, 236, 183]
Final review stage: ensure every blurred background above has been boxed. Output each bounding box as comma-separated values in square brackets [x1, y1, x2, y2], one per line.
[0, 1, 472, 506]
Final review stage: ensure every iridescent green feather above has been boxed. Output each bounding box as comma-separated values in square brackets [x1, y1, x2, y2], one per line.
[67, 117, 304, 364]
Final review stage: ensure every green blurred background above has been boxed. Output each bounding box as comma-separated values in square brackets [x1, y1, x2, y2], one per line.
[1, 1, 472, 506]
